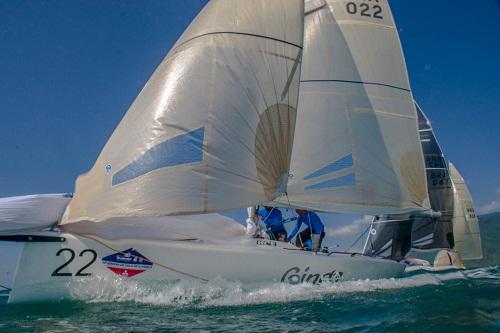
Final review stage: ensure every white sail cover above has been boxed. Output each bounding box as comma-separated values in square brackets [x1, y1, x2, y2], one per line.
[0, 194, 71, 235]
[450, 162, 483, 260]
[62, 0, 305, 224]
[276, 0, 429, 215]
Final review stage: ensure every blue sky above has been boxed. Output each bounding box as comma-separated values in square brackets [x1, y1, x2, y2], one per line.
[0, 1, 499, 249]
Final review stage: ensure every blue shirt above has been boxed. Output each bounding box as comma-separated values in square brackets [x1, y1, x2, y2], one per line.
[288, 211, 324, 240]
[258, 208, 285, 232]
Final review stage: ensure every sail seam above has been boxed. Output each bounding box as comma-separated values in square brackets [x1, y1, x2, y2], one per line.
[175, 31, 303, 50]
[300, 79, 410, 92]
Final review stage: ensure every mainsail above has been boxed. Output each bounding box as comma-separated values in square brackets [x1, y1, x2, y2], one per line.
[276, 0, 429, 215]
[450, 162, 483, 260]
[410, 104, 454, 249]
[364, 104, 457, 257]
[62, 0, 305, 224]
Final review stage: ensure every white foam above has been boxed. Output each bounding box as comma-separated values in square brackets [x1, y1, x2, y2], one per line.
[69, 272, 452, 307]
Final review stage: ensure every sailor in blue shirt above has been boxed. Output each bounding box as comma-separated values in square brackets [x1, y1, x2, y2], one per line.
[287, 209, 325, 251]
[257, 206, 287, 241]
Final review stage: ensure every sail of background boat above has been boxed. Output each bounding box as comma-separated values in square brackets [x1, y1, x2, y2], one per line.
[450, 162, 483, 260]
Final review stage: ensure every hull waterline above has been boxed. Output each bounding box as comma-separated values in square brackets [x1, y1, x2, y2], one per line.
[2, 232, 405, 303]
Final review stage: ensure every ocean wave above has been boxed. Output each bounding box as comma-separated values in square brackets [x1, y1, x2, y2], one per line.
[463, 266, 499, 279]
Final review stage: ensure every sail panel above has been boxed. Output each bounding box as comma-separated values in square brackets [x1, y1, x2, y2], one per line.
[277, 0, 428, 215]
[411, 104, 454, 249]
[62, 0, 304, 223]
[363, 214, 413, 260]
[450, 162, 483, 260]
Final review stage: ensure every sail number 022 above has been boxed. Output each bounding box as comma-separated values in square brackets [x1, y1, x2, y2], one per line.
[51, 248, 97, 276]
[346, 2, 383, 19]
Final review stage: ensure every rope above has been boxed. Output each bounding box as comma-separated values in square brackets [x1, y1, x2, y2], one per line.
[345, 224, 371, 253]
[78, 234, 209, 282]
[0, 283, 12, 292]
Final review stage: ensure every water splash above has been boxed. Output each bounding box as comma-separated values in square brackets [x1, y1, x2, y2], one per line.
[66, 267, 481, 307]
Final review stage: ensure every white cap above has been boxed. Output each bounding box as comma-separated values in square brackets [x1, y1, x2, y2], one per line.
[247, 206, 256, 218]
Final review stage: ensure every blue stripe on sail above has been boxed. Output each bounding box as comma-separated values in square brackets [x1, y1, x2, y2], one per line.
[112, 127, 205, 186]
[304, 154, 354, 180]
[305, 173, 356, 190]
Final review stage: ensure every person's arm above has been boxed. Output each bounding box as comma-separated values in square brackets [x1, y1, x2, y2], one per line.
[258, 208, 270, 227]
[287, 217, 302, 241]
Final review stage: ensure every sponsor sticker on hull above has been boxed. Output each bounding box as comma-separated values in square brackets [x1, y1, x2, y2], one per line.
[102, 248, 153, 277]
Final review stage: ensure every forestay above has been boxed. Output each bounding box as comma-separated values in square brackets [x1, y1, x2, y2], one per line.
[276, 0, 428, 215]
[450, 162, 483, 260]
[62, 0, 305, 224]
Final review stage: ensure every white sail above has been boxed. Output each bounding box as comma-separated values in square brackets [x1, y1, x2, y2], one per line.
[62, 0, 305, 224]
[276, 0, 429, 215]
[450, 162, 483, 260]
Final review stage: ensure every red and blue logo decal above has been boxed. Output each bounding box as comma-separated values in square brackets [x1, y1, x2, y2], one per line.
[102, 248, 153, 277]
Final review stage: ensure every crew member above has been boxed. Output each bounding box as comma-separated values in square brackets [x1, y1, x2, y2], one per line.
[245, 206, 264, 238]
[288, 209, 325, 251]
[257, 206, 287, 241]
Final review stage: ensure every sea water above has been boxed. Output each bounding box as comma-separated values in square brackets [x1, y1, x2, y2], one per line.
[0, 266, 498, 332]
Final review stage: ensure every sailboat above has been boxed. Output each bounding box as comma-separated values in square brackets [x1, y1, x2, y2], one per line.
[362, 104, 483, 272]
[1, 0, 430, 303]
[449, 162, 483, 261]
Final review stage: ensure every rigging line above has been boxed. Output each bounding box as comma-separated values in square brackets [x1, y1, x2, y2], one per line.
[299, 79, 410, 92]
[371, 218, 413, 225]
[345, 224, 371, 253]
[174, 31, 303, 52]
[77, 234, 209, 282]
[0, 283, 12, 292]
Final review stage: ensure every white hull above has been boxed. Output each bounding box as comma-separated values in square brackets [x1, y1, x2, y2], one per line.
[2, 231, 404, 303]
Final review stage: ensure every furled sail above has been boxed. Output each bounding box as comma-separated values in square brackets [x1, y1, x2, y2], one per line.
[450, 162, 483, 260]
[62, 0, 305, 224]
[364, 103, 454, 256]
[276, 0, 428, 215]
[0, 194, 71, 235]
